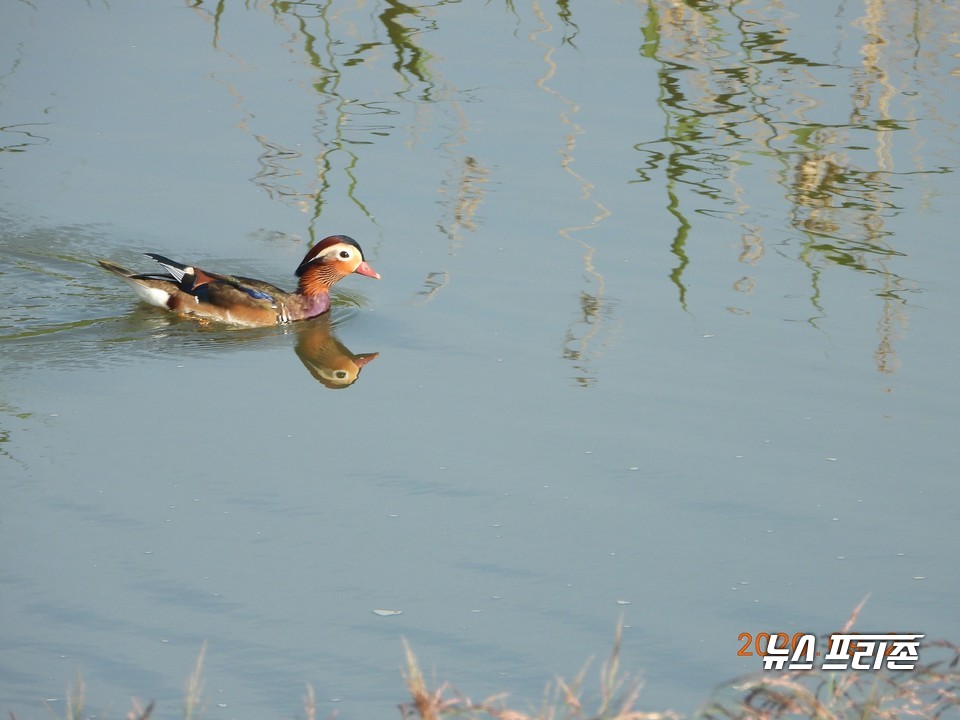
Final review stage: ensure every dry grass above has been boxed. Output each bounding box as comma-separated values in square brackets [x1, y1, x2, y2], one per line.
[698, 638, 960, 720]
[397, 610, 960, 720]
[182, 641, 205, 720]
[399, 623, 681, 720]
[18, 612, 960, 720]
[698, 600, 960, 720]
[65, 671, 85, 720]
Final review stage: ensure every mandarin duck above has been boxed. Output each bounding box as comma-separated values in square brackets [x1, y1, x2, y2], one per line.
[98, 235, 379, 326]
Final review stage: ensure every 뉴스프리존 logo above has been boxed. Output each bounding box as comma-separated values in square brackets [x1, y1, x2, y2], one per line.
[738, 632, 924, 671]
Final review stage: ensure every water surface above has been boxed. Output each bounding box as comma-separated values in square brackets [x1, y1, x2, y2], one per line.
[2, 2, 959, 717]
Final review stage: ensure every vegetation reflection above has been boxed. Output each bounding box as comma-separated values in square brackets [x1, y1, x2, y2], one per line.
[634, 0, 953, 373]
[184, 0, 955, 379]
[528, 0, 615, 388]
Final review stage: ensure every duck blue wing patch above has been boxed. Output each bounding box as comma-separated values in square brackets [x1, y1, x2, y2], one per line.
[243, 287, 274, 301]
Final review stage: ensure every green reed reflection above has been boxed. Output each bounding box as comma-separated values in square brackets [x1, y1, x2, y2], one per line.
[189, 0, 448, 245]
[182, 0, 956, 378]
[192, 0, 499, 309]
[634, 0, 955, 373]
[530, 0, 615, 387]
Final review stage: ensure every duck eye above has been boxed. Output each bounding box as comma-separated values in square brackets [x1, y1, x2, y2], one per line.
[339, 250, 351, 259]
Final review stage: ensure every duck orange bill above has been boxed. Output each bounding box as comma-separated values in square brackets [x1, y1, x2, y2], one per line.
[355, 261, 381, 279]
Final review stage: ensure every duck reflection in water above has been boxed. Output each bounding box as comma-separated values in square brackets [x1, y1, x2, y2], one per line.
[293, 315, 378, 389]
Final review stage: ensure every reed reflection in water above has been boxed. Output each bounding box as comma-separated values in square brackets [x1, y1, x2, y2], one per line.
[180, 0, 958, 380]
[632, 1, 952, 373]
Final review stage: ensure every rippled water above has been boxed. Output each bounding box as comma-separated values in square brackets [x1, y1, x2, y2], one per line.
[2, 2, 959, 718]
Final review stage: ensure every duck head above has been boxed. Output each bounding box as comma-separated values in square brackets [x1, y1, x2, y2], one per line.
[296, 235, 380, 295]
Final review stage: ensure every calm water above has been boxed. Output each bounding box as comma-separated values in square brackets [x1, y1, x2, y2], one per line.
[2, 1, 959, 717]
